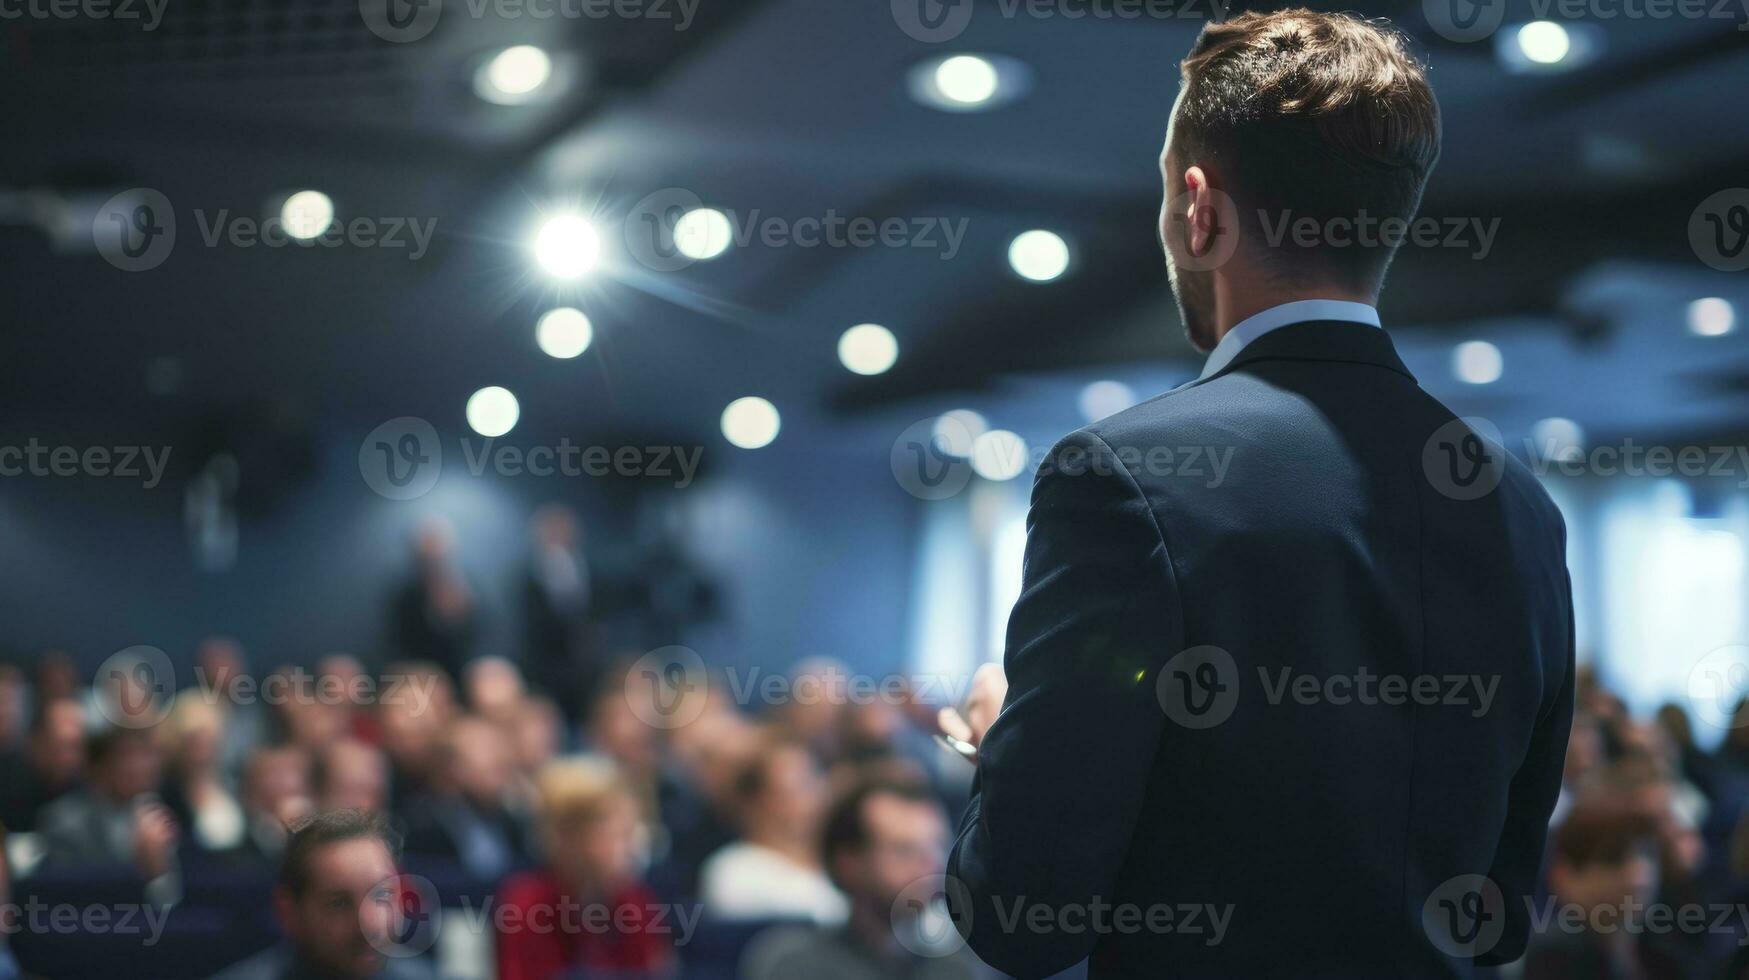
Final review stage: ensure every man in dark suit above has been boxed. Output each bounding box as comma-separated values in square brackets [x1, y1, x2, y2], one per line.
[940, 11, 1573, 979]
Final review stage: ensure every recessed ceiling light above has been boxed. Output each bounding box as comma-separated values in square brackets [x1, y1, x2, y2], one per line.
[971, 429, 1028, 481]
[674, 208, 733, 261]
[1516, 21, 1570, 64]
[1453, 340, 1503, 385]
[1009, 229, 1070, 282]
[466, 386, 520, 437]
[1689, 297, 1736, 337]
[908, 53, 1030, 112]
[536, 308, 593, 359]
[838, 323, 899, 376]
[532, 214, 601, 280]
[936, 55, 998, 105]
[721, 396, 780, 449]
[1495, 20, 1600, 73]
[933, 410, 986, 458]
[476, 45, 553, 104]
[280, 189, 334, 241]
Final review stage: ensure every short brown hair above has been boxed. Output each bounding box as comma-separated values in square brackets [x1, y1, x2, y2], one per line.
[279, 808, 401, 896]
[1174, 10, 1441, 288]
[820, 777, 938, 891]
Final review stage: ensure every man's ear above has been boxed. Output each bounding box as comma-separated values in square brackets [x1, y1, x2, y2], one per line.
[1182, 165, 1218, 260]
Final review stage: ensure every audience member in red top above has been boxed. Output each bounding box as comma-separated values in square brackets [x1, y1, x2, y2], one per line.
[495, 757, 675, 980]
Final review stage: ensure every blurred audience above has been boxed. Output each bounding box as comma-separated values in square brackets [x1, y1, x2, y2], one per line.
[742, 777, 984, 979]
[0, 696, 85, 832]
[700, 735, 846, 924]
[211, 809, 431, 980]
[36, 727, 181, 902]
[400, 715, 530, 883]
[314, 738, 390, 816]
[226, 744, 313, 870]
[158, 693, 245, 851]
[35, 602, 1749, 980]
[494, 758, 673, 980]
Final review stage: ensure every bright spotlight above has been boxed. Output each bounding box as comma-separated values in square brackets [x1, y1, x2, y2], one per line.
[838, 323, 899, 376]
[1516, 21, 1571, 65]
[935, 55, 999, 106]
[533, 215, 601, 280]
[1009, 230, 1070, 282]
[466, 386, 520, 437]
[536, 308, 593, 359]
[281, 189, 334, 241]
[476, 45, 553, 104]
[971, 429, 1028, 481]
[721, 396, 780, 449]
[1689, 297, 1736, 337]
[1453, 340, 1504, 385]
[1079, 380, 1138, 423]
[933, 410, 987, 458]
[675, 208, 733, 261]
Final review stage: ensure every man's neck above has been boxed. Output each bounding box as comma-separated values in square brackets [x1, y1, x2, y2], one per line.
[1211, 285, 1377, 346]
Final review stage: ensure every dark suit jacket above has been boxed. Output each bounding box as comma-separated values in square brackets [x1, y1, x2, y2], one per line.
[947, 321, 1574, 979]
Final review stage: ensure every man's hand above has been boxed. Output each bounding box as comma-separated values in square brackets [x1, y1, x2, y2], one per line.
[132, 801, 179, 880]
[937, 662, 1008, 763]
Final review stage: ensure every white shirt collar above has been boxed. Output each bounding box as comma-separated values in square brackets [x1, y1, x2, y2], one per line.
[1197, 299, 1381, 381]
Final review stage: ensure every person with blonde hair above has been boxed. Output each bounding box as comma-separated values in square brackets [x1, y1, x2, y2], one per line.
[157, 692, 244, 851]
[494, 758, 674, 980]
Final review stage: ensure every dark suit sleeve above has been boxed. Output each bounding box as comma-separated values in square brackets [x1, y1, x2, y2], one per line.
[1477, 559, 1576, 966]
[946, 430, 1179, 979]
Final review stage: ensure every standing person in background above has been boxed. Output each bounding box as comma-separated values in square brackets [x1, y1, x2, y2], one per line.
[390, 518, 478, 684]
[523, 504, 598, 724]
